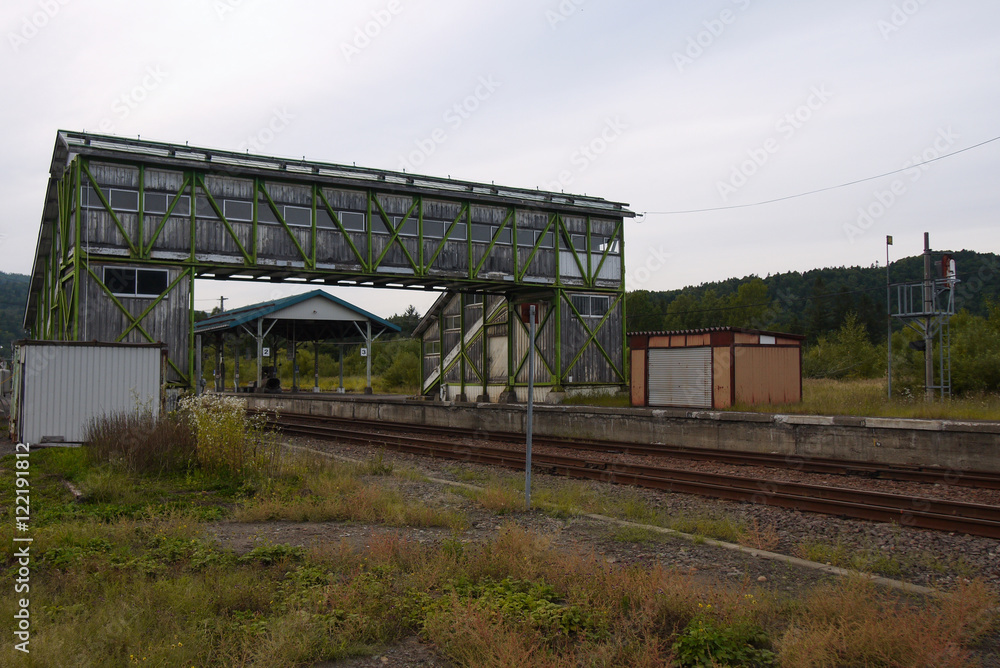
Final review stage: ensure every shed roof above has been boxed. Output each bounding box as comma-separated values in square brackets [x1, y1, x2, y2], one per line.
[628, 326, 805, 340]
[194, 290, 400, 341]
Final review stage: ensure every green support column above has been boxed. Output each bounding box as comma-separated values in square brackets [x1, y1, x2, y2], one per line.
[438, 312, 445, 397]
[137, 165, 145, 259]
[459, 293, 466, 402]
[73, 159, 82, 338]
[482, 298, 488, 401]
[619, 224, 628, 390]
[311, 184, 318, 270]
[507, 298, 515, 398]
[188, 267, 196, 391]
[554, 289, 562, 390]
[252, 177, 259, 264]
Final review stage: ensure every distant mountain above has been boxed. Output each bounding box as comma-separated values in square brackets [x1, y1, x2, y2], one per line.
[0, 271, 29, 358]
[626, 250, 1000, 344]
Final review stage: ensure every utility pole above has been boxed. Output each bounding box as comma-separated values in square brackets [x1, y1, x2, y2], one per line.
[922, 233, 934, 401]
[219, 296, 227, 312]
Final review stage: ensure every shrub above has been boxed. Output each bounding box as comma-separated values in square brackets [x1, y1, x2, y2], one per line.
[803, 312, 885, 379]
[178, 394, 281, 477]
[672, 612, 775, 667]
[85, 409, 196, 475]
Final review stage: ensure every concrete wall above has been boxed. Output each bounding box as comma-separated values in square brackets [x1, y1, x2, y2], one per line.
[244, 394, 1000, 474]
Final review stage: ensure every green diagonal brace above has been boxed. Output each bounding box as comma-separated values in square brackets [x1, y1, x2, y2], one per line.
[258, 184, 310, 264]
[81, 162, 139, 257]
[83, 261, 188, 381]
[512, 306, 555, 379]
[116, 270, 190, 340]
[425, 204, 469, 269]
[372, 196, 419, 271]
[557, 215, 587, 280]
[316, 189, 367, 268]
[516, 213, 556, 281]
[561, 292, 625, 381]
[591, 218, 624, 287]
[473, 209, 514, 276]
[196, 175, 252, 263]
[144, 175, 192, 255]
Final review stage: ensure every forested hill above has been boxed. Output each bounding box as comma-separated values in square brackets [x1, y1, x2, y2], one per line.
[626, 250, 1000, 344]
[0, 271, 29, 356]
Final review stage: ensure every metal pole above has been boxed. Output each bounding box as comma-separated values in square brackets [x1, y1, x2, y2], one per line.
[365, 321, 373, 394]
[525, 304, 535, 511]
[923, 233, 934, 401]
[234, 341, 240, 391]
[291, 323, 297, 393]
[195, 334, 203, 396]
[886, 236, 892, 399]
[220, 333, 225, 393]
[339, 344, 344, 393]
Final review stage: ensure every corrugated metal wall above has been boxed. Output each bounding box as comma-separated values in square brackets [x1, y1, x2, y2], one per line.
[647, 347, 713, 408]
[17, 343, 162, 444]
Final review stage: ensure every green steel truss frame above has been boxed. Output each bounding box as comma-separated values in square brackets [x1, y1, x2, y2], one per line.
[28, 152, 627, 391]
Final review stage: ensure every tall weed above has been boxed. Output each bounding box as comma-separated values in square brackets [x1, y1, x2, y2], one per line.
[179, 395, 281, 477]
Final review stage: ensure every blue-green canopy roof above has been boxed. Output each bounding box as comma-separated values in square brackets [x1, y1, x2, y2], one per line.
[195, 289, 400, 340]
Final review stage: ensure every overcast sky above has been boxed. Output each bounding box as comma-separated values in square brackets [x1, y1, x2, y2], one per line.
[2, 0, 997, 318]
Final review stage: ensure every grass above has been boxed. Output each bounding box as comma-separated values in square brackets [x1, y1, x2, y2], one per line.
[2, 436, 996, 666]
[558, 377, 1000, 420]
[561, 392, 631, 408]
[233, 453, 467, 531]
[796, 539, 984, 580]
[733, 377, 1000, 420]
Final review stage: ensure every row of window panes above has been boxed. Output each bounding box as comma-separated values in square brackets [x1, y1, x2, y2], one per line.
[82, 186, 367, 230]
[444, 315, 462, 331]
[571, 294, 611, 318]
[81, 186, 619, 253]
[568, 233, 620, 255]
[424, 341, 441, 356]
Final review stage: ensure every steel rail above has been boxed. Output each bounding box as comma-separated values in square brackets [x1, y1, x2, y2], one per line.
[265, 411, 1000, 490]
[269, 416, 1000, 540]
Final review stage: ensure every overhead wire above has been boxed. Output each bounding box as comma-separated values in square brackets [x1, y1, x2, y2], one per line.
[636, 134, 1000, 218]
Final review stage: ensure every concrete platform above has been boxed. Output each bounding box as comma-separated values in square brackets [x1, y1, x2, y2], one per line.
[241, 393, 1000, 474]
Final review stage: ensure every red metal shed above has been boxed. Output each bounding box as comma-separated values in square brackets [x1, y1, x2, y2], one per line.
[629, 327, 803, 409]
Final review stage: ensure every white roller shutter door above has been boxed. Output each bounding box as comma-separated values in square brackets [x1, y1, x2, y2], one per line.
[647, 347, 712, 408]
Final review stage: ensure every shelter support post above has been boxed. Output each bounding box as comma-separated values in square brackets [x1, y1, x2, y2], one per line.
[313, 341, 320, 393]
[338, 344, 344, 393]
[256, 317, 263, 390]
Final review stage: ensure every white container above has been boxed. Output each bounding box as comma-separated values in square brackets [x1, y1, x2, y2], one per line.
[12, 341, 163, 444]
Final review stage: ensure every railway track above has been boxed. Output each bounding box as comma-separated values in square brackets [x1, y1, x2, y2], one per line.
[267, 412, 1000, 540]
[266, 411, 1000, 490]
